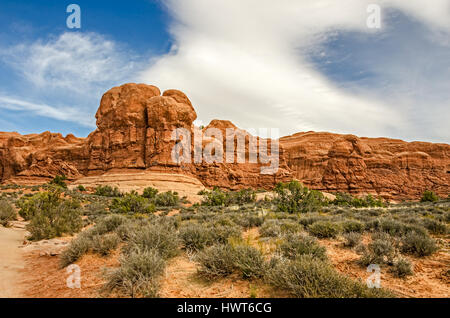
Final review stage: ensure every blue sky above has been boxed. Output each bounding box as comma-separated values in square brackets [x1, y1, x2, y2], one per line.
[0, 0, 449, 143]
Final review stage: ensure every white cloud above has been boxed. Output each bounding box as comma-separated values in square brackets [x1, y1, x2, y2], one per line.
[140, 0, 450, 142]
[0, 32, 139, 128]
[0, 95, 93, 126]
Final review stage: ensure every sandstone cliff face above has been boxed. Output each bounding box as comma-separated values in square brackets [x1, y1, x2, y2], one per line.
[0, 132, 85, 184]
[0, 83, 449, 199]
[280, 132, 450, 200]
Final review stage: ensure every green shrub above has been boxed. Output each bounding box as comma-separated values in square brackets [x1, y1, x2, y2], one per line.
[331, 193, 385, 208]
[308, 221, 341, 238]
[226, 189, 257, 205]
[142, 187, 159, 199]
[278, 233, 327, 261]
[266, 255, 391, 298]
[154, 191, 180, 207]
[76, 185, 86, 192]
[421, 190, 439, 203]
[95, 185, 122, 197]
[200, 188, 256, 207]
[110, 194, 155, 214]
[124, 224, 179, 259]
[341, 220, 365, 233]
[196, 244, 236, 280]
[0, 199, 16, 226]
[179, 223, 213, 251]
[60, 233, 91, 267]
[401, 232, 438, 257]
[342, 232, 362, 248]
[211, 224, 242, 244]
[92, 233, 121, 256]
[235, 214, 264, 228]
[359, 234, 396, 266]
[274, 181, 327, 213]
[82, 202, 108, 217]
[26, 199, 83, 241]
[99, 214, 128, 232]
[49, 175, 68, 188]
[201, 188, 227, 206]
[232, 245, 265, 279]
[104, 249, 165, 298]
[279, 220, 304, 234]
[422, 219, 447, 235]
[260, 219, 282, 237]
[18, 190, 62, 220]
[115, 221, 142, 241]
[391, 258, 413, 278]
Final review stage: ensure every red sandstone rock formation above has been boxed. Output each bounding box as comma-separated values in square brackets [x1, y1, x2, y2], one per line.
[280, 132, 449, 200]
[0, 83, 449, 199]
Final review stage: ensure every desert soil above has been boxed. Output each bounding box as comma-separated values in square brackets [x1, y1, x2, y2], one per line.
[0, 225, 26, 297]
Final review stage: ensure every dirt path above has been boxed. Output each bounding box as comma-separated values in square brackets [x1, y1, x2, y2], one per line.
[0, 225, 26, 298]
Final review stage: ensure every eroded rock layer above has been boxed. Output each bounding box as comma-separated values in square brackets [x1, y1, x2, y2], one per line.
[280, 132, 449, 200]
[1, 83, 449, 200]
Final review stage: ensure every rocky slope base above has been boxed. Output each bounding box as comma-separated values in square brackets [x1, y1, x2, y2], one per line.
[1, 83, 448, 200]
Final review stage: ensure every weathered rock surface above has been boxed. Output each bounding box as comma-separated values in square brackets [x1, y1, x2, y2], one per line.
[280, 132, 449, 200]
[1, 83, 449, 200]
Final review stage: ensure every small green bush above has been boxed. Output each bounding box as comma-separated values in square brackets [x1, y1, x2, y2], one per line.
[266, 255, 391, 298]
[341, 220, 365, 233]
[104, 249, 165, 298]
[124, 224, 179, 259]
[422, 219, 447, 235]
[259, 219, 282, 237]
[421, 190, 439, 203]
[27, 199, 83, 241]
[179, 223, 213, 251]
[142, 187, 158, 199]
[196, 244, 236, 280]
[60, 234, 91, 267]
[274, 181, 327, 213]
[18, 190, 62, 220]
[200, 188, 257, 207]
[308, 221, 341, 238]
[92, 233, 121, 256]
[401, 232, 438, 257]
[0, 199, 16, 226]
[154, 191, 180, 207]
[342, 232, 362, 248]
[76, 185, 86, 192]
[332, 193, 385, 208]
[359, 234, 396, 266]
[110, 194, 155, 214]
[278, 233, 327, 261]
[391, 258, 413, 278]
[49, 175, 68, 188]
[95, 185, 122, 197]
[232, 245, 266, 279]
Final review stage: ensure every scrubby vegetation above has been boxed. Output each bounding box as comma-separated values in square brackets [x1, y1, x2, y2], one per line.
[17, 189, 83, 240]
[273, 181, 327, 213]
[1, 178, 444, 298]
[266, 255, 392, 297]
[421, 190, 439, 203]
[0, 199, 16, 226]
[200, 187, 256, 206]
[331, 192, 386, 208]
[95, 185, 122, 197]
[49, 175, 68, 189]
